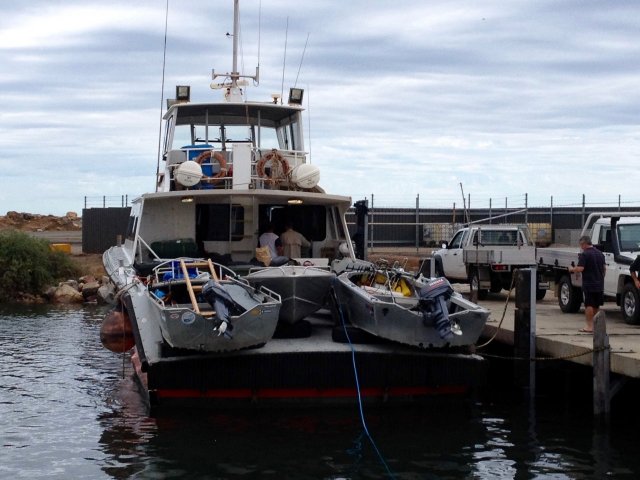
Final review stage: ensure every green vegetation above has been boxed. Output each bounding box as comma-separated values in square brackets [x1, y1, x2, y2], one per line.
[0, 230, 79, 302]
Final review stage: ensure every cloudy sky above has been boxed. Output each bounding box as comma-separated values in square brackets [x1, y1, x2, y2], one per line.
[1, 0, 639, 215]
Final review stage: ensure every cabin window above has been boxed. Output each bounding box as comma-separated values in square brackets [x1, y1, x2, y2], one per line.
[259, 204, 327, 241]
[196, 204, 244, 242]
[173, 124, 193, 149]
[126, 215, 138, 241]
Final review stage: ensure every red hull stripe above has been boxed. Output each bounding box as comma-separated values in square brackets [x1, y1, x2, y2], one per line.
[154, 386, 467, 400]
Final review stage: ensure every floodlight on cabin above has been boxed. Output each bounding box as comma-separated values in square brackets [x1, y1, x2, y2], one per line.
[288, 87, 304, 105]
[176, 85, 191, 102]
[181, 196, 194, 203]
[287, 198, 303, 205]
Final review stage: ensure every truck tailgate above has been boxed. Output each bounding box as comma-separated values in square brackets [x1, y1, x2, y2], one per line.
[537, 246, 580, 269]
[463, 246, 536, 265]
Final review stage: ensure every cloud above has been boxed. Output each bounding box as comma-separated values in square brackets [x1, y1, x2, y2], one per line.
[0, 0, 639, 215]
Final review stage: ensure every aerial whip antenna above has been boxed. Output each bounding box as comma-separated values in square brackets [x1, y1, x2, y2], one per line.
[155, 0, 170, 192]
[256, 0, 261, 85]
[294, 33, 310, 88]
[280, 16, 289, 104]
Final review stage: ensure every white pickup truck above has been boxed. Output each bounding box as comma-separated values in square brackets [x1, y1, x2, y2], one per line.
[537, 212, 640, 324]
[433, 224, 542, 300]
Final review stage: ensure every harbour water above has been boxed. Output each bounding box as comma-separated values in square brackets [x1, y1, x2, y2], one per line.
[1, 304, 640, 479]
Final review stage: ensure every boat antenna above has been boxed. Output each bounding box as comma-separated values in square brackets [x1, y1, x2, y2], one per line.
[306, 84, 311, 163]
[280, 16, 289, 104]
[294, 33, 309, 88]
[155, 0, 170, 192]
[256, 0, 261, 86]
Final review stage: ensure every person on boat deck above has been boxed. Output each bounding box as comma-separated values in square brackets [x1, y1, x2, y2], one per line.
[258, 224, 289, 266]
[259, 224, 279, 258]
[280, 222, 311, 258]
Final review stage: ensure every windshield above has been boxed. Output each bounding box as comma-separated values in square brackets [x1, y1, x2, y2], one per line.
[617, 223, 640, 252]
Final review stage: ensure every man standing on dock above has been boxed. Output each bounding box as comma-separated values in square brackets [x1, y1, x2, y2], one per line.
[630, 255, 640, 290]
[568, 235, 606, 333]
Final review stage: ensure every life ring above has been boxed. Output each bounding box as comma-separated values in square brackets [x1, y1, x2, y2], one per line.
[194, 150, 228, 185]
[257, 149, 289, 185]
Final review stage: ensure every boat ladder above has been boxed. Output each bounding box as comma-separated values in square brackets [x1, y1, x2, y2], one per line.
[179, 258, 220, 317]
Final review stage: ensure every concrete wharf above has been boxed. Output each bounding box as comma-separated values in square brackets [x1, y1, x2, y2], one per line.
[476, 290, 640, 379]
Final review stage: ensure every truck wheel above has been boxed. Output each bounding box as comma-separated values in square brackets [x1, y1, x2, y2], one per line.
[622, 283, 640, 325]
[470, 270, 488, 300]
[558, 275, 582, 313]
[490, 275, 502, 293]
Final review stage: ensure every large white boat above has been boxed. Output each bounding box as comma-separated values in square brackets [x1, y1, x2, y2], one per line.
[101, 1, 487, 406]
[103, 0, 359, 351]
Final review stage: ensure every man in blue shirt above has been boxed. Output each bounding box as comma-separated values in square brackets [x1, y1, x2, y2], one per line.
[568, 235, 606, 333]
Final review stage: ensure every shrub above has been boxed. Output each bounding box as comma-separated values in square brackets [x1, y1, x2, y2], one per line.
[0, 230, 79, 302]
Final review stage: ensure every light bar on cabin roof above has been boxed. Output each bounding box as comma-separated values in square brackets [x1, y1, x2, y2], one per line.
[288, 88, 304, 105]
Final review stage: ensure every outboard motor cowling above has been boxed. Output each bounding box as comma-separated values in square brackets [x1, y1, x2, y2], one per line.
[418, 277, 461, 340]
[202, 281, 237, 338]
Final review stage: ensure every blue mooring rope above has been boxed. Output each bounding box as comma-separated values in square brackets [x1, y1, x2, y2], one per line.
[333, 291, 396, 479]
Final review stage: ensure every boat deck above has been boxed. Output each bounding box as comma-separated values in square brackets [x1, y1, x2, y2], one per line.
[135, 311, 487, 406]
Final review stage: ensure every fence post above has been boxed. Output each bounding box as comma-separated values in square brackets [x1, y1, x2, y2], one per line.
[415, 194, 420, 252]
[84, 196, 87, 209]
[103, 196, 106, 208]
[489, 198, 492, 224]
[370, 194, 374, 252]
[525, 193, 528, 224]
[582, 194, 586, 226]
[550, 195, 554, 243]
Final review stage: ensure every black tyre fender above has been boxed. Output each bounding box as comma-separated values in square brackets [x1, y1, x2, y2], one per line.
[469, 269, 488, 300]
[621, 282, 640, 325]
[557, 275, 582, 313]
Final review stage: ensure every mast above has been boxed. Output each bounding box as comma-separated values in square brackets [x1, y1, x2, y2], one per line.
[231, 0, 239, 87]
[211, 0, 259, 102]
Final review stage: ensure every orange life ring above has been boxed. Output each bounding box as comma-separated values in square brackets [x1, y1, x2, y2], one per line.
[257, 149, 289, 185]
[194, 150, 228, 185]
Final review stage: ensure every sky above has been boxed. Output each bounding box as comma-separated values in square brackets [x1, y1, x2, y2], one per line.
[1, 0, 639, 215]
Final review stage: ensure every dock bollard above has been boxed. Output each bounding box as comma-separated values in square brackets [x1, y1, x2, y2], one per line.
[593, 310, 610, 420]
[514, 268, 536, 400]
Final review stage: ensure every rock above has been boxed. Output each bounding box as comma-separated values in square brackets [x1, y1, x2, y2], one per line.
[79, 275, 97, 285]
[81, 280, 100, 299]
[51, 284, 84, 304]
[61, 279, 79, 290]
[97, 284, 116, 305]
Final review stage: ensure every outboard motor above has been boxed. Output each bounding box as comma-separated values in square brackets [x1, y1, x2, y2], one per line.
[418, 277, 462, 340]
[202, 281, 237, 338]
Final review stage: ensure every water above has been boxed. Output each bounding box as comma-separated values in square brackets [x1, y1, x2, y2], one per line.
[1, 305, 640, 479]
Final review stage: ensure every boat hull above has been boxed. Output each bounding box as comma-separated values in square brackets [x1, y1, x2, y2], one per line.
[333, 272, 489, 348]
[245, 266, 334, 324]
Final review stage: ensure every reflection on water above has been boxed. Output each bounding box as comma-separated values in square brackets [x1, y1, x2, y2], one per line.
[1, 304, 639, 479]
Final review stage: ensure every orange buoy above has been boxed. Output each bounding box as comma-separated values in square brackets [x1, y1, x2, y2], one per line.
[100, 306, 134, 353]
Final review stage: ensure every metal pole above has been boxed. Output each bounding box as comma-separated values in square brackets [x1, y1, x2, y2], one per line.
[525, 193, 528, 224]
[618, 194, 621, 212]
[550, 195, 554, 243]
[370, 194, 374, 252]
[489, 198, 492, 224]
[84, 196, 87, 209]
[103, 196, 106, 208]
[415, 194, 420, 252]
[582, 194, 586, 226]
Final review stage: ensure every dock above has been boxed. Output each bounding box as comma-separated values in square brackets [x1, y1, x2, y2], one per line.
[476, 290, 640, 378]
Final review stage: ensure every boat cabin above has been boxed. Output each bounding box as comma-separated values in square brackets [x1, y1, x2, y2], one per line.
[123, 98, 354, 271]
